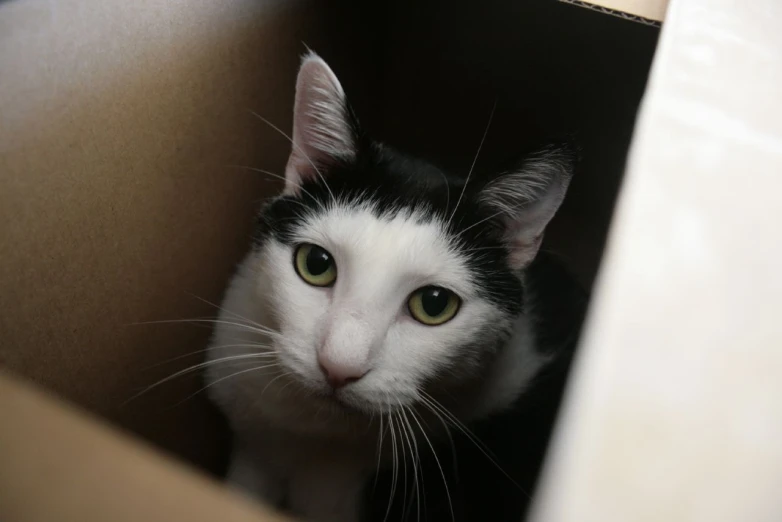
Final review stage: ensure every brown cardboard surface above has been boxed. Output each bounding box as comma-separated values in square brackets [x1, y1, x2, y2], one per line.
[0, 0, 378, 475]
[0, 0, 658, 520]
[0, 0, 308, 475]
[0, 372, 293, 522]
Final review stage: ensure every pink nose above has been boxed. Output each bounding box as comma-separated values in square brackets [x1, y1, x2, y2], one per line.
[318, 355, 367, 389]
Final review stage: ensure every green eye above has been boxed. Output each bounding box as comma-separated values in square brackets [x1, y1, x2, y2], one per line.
[408, 286, 460, 326]
[294, 244, 337, 287]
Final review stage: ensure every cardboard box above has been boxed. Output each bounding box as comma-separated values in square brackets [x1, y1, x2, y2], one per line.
[3, 0, 781, 520]
[561, 0, 669, 24]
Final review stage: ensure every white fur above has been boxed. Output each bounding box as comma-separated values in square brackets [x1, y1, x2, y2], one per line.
[285, 53, 355, 194]
[479, 151, 573, 269]
[206, 52, 551, 521]
[206, 203, 547, 521]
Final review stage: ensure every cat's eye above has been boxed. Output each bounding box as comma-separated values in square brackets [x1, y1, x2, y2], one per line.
[408, 286, 460, 326]
[294, 243, 337, 287]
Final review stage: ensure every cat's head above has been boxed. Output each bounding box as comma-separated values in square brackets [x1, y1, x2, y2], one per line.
[251, 53, 576, 417]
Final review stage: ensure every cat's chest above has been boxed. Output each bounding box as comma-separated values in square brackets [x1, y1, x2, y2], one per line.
[246, 423, 379, 474]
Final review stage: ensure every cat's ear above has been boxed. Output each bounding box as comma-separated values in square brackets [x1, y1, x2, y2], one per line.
[284, 52, 357, 194]
[478, 143, 577, 270]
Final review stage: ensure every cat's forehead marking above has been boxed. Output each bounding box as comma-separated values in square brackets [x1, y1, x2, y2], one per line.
[291, 203, 475, 294]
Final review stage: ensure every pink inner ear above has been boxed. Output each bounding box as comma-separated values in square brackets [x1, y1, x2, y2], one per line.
[479, 160, 573, 270]
[284, 53, 355, 194]
[506, 232, 543, 270]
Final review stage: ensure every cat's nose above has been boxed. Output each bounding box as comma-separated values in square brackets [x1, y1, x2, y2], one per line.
[318, 355, 367, 389]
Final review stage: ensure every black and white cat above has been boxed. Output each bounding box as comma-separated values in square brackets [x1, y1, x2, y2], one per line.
[206, 52, 586, 522]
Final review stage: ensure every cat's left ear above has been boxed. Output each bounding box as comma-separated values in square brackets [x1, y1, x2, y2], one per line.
[284, 52, 358, 194]
[478, 142, 577, 270]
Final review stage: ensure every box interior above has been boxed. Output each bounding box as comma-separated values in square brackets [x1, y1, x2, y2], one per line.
[0, 0, 658, 504]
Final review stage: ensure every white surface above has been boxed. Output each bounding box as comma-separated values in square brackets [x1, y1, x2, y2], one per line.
[567, 0, 669, 22]
[531, 0, 782, 521]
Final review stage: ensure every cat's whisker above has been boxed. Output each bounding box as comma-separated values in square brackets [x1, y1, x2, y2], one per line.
[359, 407, 376, 437]
[455, 207, 511, 239]
[440, 424, 459, 482]
[398, 409, 410, 520]
[273, 375, 299, 398]
[372, 413, 387, 497]
[207, 316, 283, 338]
[260, 370, 292, 398]
[248, 110, 337, 207]
[463, 245, 509, 254]
[395, 407, 411, 521]
[418, 392, 493, 457]
[313, 402, 325, 423]
[539, 247, 577, 265]
[175, 363, 281, 406]
[289, 380, 311, 404]
[415, 406, 432, 522]
[125, 353, 277, 404]
[395, 403, 416, 520]
[383, 413, 399, 522]
[408, 403, 454, 522]
[184, 295, 299, 351]
[228, 165, 326, 213]
[436, 169, 452, 223]
[131, 317, 283, 339]
[418, 392, 530, 499]
[208, 342, 273, 352]
[184, 293, 282, 337]
[400, 405, 424, 522]
[185, 293, 255, 322]
[416, 392, 458, 480]
[145, 343, 274, 369]
[447, 100, 497, 228]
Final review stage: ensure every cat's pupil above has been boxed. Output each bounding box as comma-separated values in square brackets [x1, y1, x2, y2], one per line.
[421, 287, 449, 317]
[306, 246, 332, 275]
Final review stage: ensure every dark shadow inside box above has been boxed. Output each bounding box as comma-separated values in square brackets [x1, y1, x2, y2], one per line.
[367, 0, 660, 290]
[354, 1, 659, 519]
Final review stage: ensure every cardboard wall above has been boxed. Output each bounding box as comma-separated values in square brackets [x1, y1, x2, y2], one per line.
[6, 1, 782, 521]
[0, 0, 380, 474]
[1, 0, 659, 514]
[0, 373, 293, 522]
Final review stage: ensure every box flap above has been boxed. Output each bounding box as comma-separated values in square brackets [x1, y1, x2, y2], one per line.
[560, 0, 669, 24]
[531, 0, 782, 520]
[0, 372, 294, 522]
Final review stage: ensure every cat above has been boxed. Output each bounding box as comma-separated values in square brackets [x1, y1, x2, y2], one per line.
[205, 51, 586, 522]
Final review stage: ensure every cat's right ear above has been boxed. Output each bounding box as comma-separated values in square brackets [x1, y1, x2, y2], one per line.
[478, 141, 578, 270]
[284, 52, 357, 195]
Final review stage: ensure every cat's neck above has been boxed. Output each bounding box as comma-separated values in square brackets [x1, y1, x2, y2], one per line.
[447, 308, 550, 422]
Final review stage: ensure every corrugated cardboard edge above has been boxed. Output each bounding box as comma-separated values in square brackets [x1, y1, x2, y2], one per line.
[559, 0, 667, 26]
[0, 372, 295, 522]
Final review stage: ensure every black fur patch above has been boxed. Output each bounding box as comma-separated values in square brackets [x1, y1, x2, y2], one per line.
[255, 137, 576, 316]
[364, 253, 589, 522]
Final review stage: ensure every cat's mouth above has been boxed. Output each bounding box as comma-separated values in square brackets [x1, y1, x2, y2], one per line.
[306, 384, 387, 417]
[319, 388, 412, 419]
[281, 363, 398, 416]
[314, 387, 365, 411]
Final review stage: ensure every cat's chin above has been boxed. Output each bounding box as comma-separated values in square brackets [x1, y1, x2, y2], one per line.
[302, 384, 404, 419]
[307, 387, 375, 416]
[326, 392, 418, 420]
[278, 364, 415, 419]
